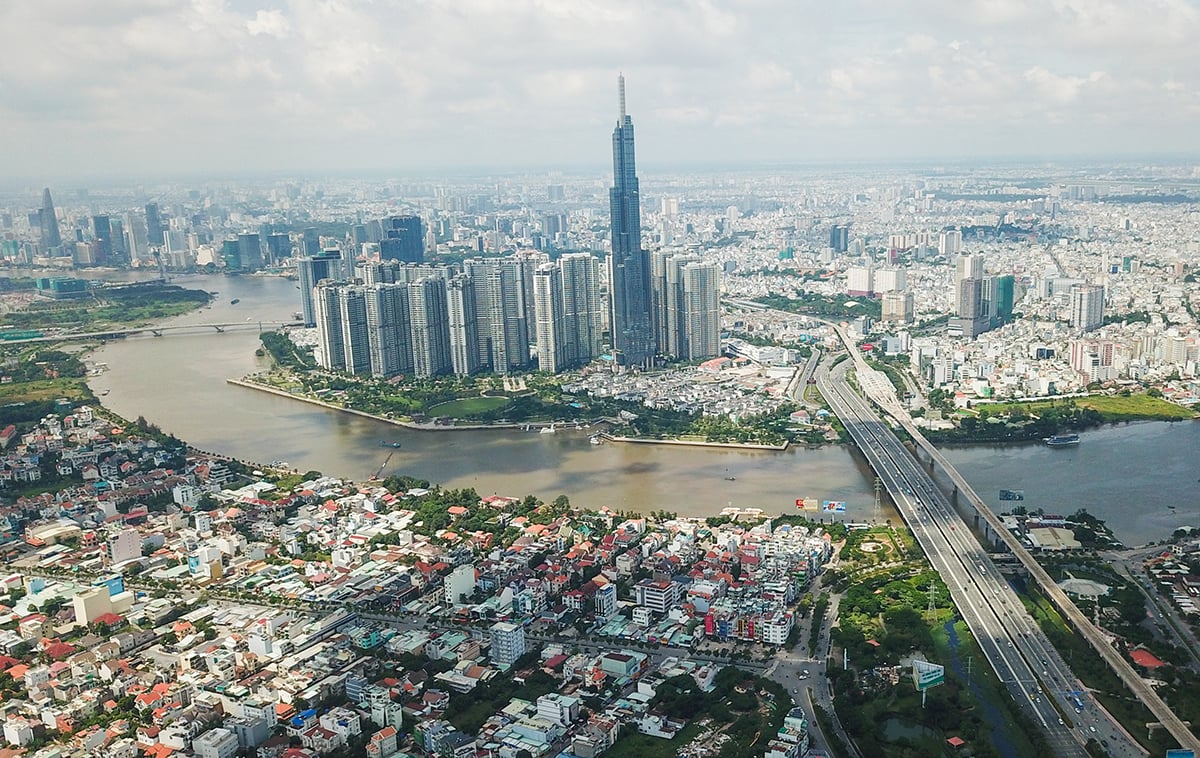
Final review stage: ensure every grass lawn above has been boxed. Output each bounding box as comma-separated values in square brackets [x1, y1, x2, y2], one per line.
[0, 377, 92, 404]
[984, 394, 1194, 421]
[427, 396, 510, 417]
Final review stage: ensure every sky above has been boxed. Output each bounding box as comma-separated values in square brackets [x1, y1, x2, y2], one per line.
[2, 0, 1199, 181]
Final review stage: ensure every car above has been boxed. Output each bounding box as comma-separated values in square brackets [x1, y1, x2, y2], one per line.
[1089, 726, 1096, 733]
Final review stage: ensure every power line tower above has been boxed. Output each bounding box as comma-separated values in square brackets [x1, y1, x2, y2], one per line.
[927, 582, 938, 615]
[873, 477, 882, 523]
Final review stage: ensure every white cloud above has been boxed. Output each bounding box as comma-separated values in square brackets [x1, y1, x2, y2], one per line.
[0, 0, 1196, 178]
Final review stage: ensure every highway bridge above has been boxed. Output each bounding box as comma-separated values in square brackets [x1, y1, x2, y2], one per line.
[4, 321, 302, 344]
[823, 328, 1199, 755]
[819, 360, 1095, 757]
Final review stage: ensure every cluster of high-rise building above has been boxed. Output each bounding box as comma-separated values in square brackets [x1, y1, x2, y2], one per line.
[307, 77, 722, 377]
[312, 253, 604, 378]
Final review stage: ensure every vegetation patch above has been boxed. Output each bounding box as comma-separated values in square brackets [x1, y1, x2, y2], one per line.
[427, 396, 511, 418]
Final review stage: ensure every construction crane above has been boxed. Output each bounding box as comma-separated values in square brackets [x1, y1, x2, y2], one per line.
[369, 450, 395, 481]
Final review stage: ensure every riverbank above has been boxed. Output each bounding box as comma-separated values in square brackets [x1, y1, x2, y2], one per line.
[228, 375, 790, 450]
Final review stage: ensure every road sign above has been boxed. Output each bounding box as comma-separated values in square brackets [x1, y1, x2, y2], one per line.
[912, 660, 945, 692]
[1165, 751, 1195, 758]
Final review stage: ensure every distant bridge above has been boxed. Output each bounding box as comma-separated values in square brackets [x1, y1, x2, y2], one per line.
[5, 321, 303, 343]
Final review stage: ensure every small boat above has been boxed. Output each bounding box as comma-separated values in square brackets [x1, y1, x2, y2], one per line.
[230, 298, 241, 305]
[540, 423, 557, 435]
[379, 441, 402, 448]
[589, 435, 602, 446]
[724, 476, 737, 481]
[100, 389, 110, 396]
[1044, 433, 1080, 447]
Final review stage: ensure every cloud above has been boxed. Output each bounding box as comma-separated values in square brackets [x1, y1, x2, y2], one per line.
[0, 0, 1197, 179]
[246, 8, 290, 38]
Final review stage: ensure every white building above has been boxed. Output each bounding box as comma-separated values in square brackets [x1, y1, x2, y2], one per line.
[489, 621, 526, 667]
[444, 564, 476, 606]
[106, 529, 141, 565]
[192, 727, 240, 758]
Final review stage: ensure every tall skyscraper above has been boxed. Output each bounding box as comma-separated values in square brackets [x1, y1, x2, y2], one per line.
[381, 215, 424, 264]
[39, 188, 62, 251]
[464, 257, 529, 374]
[607, 75, 655, 368]
[364, 283, 412, 378]
[266, 233, 291, 265]
[679, 261, 722, 361]
[92, 215, 113, 265]
[559, 253, 603, 367]
[314, 283, 346, 371]
[533, 263, 566, 373]
[298, 249, 350, 327]
[446, 274, 481, 377]
[407, 277, 453, 378]
[144, 203, 164, 250]
[238, 232, 264, 271]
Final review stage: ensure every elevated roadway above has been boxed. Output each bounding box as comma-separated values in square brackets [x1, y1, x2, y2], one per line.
[826, 327, 1198, 754]
[820, 361, 1093, 757]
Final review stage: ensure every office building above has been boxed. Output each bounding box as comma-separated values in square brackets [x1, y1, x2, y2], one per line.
[829, 224, 850, 253]
[238, 232, 263, 271]
[302, 227, 321, 258]
[298, 249, 350, 327]
[1069, 283, 1105, 333]
[381, 215, 424, 263]
[92, 215, 114, 265]
[266, 233, 291, 265]
[607, 76, 656, 367]
[489, 621, 526, 667]
[144, 202, 164, 250]
[39, 188, 62, 251]
[874, 267, 906, 293]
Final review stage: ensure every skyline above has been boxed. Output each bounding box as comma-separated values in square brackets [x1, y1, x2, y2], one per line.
[3, 0, 1200, 182]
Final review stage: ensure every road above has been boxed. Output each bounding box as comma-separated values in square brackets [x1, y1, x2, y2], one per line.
[819, 360, 1098, 757]
[816, 323, 1200, 753]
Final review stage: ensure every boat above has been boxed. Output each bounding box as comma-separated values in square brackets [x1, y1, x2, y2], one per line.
[540, 423, 556, 435]
[724, 476, 737, 481]
[589, 435, 602, 446]
[230, 298, 241, 305]
[1044, 433, 1080, 447]
[379, 441, 402, 448]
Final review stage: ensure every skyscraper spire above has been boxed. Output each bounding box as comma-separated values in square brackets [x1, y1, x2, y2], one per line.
[618, 73, 626, 122]
[608, 75, 655, 368]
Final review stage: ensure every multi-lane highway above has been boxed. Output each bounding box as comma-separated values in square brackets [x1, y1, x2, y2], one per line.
[819, 361, 1097, 756]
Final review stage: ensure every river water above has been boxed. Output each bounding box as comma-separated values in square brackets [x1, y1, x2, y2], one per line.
[83, 273, 1199, 546]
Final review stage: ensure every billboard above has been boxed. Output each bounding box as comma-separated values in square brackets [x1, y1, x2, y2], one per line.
[912, 660, 945, 692]
[795, 497, 820, 511]
[822, 500, 847, 513]
[1165, 752, 1196, 758]
[999, 489, 1025, 501]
